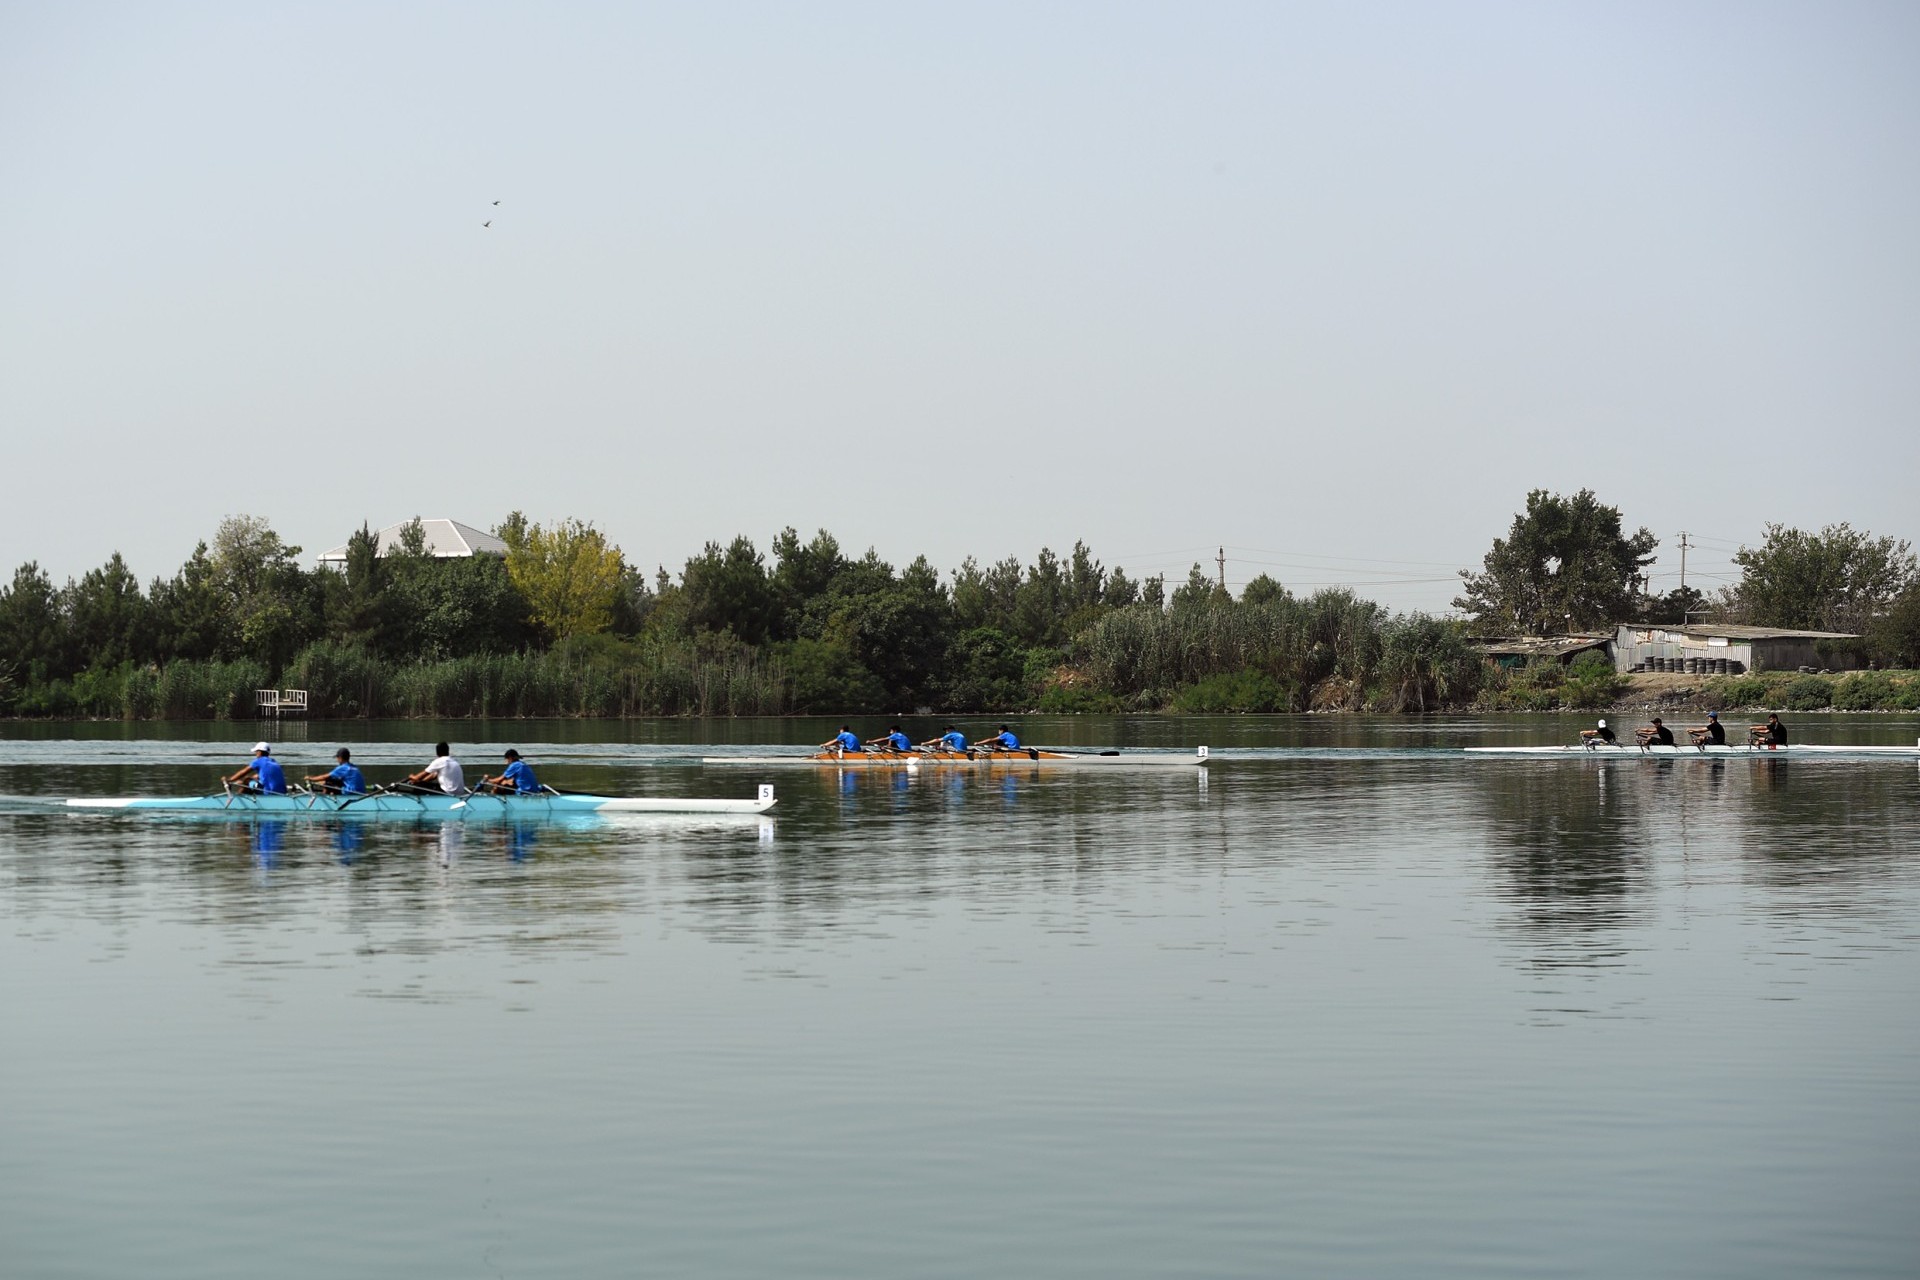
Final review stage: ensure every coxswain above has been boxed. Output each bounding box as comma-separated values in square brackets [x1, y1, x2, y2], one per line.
[1580, 718, 1617, 746]
[866, 724, 913, 753]
[405, 741, 467, 794]
[227, 742, 288, 794]
[922, 725, 969, 753]
[305, 747, 366, 794]
[480, 748, 542, 794]
[973, 724, 1021, 752]
[821, 725, 863, 754]
[1689, 712, 1726, 748]
[1751, 713, 1788, 748]
[1638, 717, 1676, 747]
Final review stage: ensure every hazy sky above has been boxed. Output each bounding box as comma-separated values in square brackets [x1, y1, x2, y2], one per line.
[3, 1, 1915, 611]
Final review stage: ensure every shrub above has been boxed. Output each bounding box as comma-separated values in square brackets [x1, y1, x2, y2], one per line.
[1890, 677, 1920, 711]
[1712, 675, 1774, 709]
[1035, 684, 1121, 714]
[1561, 651, 1623, 710]
[1172, 669, 1289, 713]
[1832, 671, 1895, 711]
[1781, 674, 1833, 710]
[777, 638, 885, 715]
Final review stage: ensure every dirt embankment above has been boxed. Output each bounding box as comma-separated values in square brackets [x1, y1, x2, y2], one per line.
[1612, 673, 1718, 712]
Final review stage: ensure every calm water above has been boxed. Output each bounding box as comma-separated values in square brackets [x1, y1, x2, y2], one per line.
[4, 715, 1918, 1279]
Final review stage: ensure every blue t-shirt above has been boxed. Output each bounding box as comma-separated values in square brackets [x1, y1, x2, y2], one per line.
[833, 731, 862, 751]
[326, 763, 367, 794]
[885, 731, 911, 751]
[252, 756, 288, 793]
[993, 730, 1020, 750]
[940, 731, 966, 751]
[502, 759, 540, 793]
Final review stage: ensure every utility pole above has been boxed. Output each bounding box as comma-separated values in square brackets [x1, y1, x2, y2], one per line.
[1216, 546, 1226, 592]
[1677, 531, 1691, 615]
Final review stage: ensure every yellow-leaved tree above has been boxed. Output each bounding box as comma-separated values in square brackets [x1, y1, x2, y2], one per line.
[499, 514, 626, 640]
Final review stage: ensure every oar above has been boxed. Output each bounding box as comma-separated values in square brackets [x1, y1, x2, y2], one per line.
[337, 782, 419, 812]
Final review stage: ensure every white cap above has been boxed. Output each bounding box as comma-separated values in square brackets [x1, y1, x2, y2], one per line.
[1596, 719, 1606, 728]
[252, 742, 271, 754]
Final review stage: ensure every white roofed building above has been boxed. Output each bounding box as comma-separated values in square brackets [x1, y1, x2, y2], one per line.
[316, 519, 509, 568]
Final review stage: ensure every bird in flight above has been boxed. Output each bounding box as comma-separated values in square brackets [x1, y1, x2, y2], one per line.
[482, 220, 491, 228]
[492, 200, 501, 206]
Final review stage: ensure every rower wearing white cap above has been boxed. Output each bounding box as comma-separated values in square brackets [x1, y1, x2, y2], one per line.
[226, 742, 289, 794]
[1580, 719, 1618, 746]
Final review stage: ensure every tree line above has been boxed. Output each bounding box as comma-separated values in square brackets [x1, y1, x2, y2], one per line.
[2, 495, 1914, 719]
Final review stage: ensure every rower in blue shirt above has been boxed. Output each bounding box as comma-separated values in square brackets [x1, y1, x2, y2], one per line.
[821, 725, 863, 754]
[304, 747, 367, 794]
[973, 724, 1020, 752]
[866, 724, 913, 753]
[481, 748, 542, 794]
[922, 725, 968, 752]
[227, 742, 288, 794]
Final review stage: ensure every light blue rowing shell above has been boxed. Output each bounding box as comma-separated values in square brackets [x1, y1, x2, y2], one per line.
[66, 786, 775, 816]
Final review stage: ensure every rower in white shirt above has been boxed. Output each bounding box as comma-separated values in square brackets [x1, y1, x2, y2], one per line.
[404, 741, 467, 795]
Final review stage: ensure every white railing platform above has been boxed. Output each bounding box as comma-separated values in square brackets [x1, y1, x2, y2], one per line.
[255, 688, 309, 717]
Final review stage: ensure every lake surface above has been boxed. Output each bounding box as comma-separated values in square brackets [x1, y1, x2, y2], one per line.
[4, 715, 1918, 1278]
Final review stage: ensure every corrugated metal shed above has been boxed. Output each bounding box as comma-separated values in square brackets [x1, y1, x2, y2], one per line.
[1613, 623, 1863, 674]
[316, 519, 508, 566]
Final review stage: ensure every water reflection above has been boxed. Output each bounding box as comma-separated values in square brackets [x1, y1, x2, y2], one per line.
[507, 822, 539, 863]
[329, 822, 364, 864]
[251, 820, 288, 869]
[1472, 762, 1653, 941]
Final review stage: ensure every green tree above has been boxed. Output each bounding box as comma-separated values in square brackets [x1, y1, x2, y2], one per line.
[609, 563, 658, 636]
[681, 536, 778, 643]
[503, 517, 626, 640]
[1012, 548, 1067, 645]
[61, 553, 150, 671]
[1727, 523, 1916, 633]
[1455, 489, 1656, 634]
[0, 562, 63, 679]
[323, 523, 392, 651]
[770, 528, 846, 638]
[941, 626, 1028, 710]
[777, 637, 886, 713]
[1170, 563, 1229, 613]
[207, 514, 319, 670]
[1866, 584, 1920, 668]
[951, 555, 1022, 633]
[388, 555, 534, 658]
[148, 543, 230, 662]
[1635, 584, 1706, 627]
[819, 554, 952, 706]
[1240, 573, 1289, 609]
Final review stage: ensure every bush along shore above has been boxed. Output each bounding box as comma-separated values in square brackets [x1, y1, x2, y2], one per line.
[5, 505, 1918, 720]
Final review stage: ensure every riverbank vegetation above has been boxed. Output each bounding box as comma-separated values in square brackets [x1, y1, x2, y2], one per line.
[4, 499, 1917, 718]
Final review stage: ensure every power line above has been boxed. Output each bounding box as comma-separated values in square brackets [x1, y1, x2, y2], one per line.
[1223, 544, 1467, 568]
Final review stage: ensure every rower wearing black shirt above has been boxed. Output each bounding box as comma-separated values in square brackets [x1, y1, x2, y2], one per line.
[1580, 719, 1617, 746]
[1639, 717, 1676, 747]
[1689, 712, 1726, 747]
[1762, 713, 1787, 746]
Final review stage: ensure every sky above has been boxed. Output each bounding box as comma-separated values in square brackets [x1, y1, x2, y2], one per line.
[2, 1, 1916, 612]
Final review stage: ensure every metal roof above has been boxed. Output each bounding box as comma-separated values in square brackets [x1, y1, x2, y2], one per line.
[1472, 634, 1611, 658]
[316, 519, 508, 564]
[1673, 624, 1860, 641]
